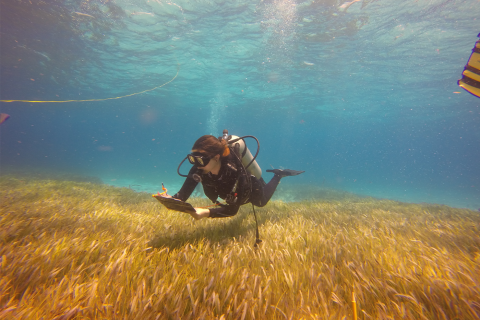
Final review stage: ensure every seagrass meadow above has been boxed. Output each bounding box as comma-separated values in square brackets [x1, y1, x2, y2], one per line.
[1, 176, 479, 320]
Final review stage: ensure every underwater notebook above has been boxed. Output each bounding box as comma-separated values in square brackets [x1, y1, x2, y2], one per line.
[153, 194, 196, 213]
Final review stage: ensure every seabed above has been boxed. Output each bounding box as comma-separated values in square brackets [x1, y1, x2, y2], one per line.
[1, 175, 479, 319]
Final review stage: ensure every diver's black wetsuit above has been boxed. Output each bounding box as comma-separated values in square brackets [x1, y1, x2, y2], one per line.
[172, 153, 281, 218]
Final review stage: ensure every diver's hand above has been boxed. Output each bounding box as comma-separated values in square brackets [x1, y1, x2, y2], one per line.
[191, 207, 210, 220]
[157, 193, 173, 198]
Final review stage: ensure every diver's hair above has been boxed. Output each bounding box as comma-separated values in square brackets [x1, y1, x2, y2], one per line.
[192, 135, 230, 158]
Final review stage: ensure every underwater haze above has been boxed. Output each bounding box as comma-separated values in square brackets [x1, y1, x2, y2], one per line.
[0, 0, 479, 210]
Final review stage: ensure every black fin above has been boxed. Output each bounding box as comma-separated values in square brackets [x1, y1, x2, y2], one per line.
[266, 169, 305, 177]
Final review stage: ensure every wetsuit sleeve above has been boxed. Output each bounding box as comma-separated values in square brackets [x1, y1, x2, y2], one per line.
[209, 203, 241, 218]
[172, 166, 199, 201]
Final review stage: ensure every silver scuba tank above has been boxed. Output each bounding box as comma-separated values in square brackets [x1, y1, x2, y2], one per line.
[222, 130, 262, 179]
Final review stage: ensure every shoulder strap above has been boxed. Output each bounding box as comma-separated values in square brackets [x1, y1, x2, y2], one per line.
[227, 146, 252, 204]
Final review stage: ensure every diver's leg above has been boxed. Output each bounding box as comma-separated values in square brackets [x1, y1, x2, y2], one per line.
[251, 175, 282, 207]
[253, 169, 304, 206]
[262, 175, 282, 203]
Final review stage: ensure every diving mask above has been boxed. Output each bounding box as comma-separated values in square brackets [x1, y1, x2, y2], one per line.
[187, 153, 211, 167]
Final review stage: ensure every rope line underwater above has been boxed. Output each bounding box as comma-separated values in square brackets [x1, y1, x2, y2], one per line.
[0, 63, 180, 104]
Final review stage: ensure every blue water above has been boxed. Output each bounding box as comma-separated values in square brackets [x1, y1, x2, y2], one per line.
[1, 0, 479, 210]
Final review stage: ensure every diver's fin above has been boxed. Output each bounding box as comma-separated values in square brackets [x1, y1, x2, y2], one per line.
[458, 33, 480, 98]
[266, 169, 305, 177]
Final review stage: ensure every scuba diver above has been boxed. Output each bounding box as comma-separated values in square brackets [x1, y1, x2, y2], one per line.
[162, 130, 304, 220]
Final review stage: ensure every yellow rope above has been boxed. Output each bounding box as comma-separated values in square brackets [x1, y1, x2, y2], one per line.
[0, 63, 179, 103]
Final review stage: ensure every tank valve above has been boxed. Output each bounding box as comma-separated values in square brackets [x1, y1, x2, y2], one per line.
[222, 129, 231, 141]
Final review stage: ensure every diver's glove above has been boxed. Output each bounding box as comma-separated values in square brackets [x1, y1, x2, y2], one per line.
[266, 169, 305, 177]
